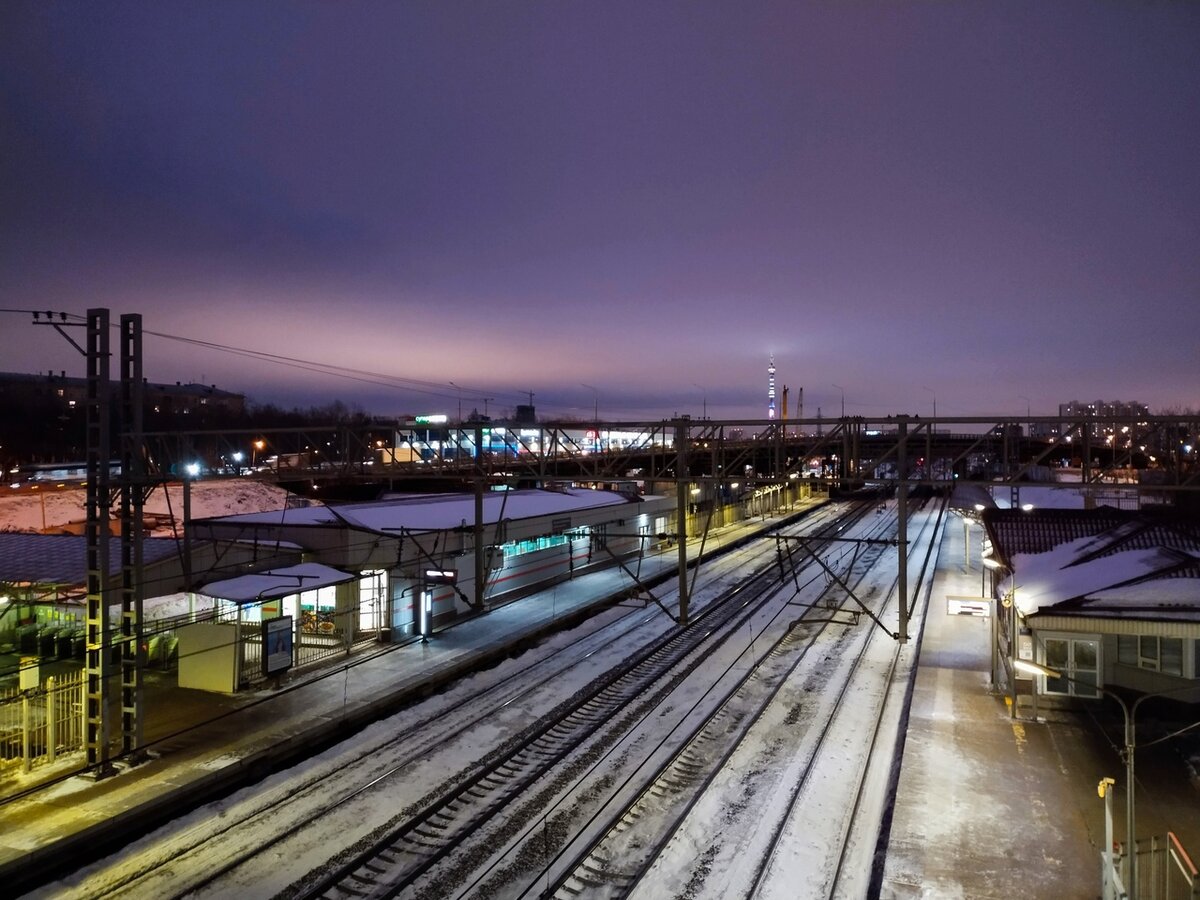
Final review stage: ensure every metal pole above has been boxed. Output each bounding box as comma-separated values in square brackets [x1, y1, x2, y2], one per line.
[119, 313, 145, 760]
[474, 424, 485, 611]
[990, 593, 999, 690]
[676, 419, 689, 626]
[1102, 777, 1115, 899]
[47, 676, 57, 765]
[896, 416, 908, 643]
[1010, 594, 1018, 719]
[84, 308, 112, 775]
[1122, 696, 1137, 899]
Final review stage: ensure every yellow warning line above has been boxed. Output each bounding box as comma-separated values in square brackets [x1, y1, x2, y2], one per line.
[1005, 697, 1027, 752]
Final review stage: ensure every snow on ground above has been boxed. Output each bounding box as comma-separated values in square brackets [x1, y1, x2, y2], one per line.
[0, 479, 301, 535]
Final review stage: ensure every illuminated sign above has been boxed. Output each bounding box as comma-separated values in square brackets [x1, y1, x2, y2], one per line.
[414, 414, 449, 425]
[424, 569, 458, 584]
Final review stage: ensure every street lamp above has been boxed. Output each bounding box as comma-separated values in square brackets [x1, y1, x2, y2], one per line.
[832, 383, 845, 419]
[448, 381, 463, 423]
[922, 385, 936, 420]
[1012, 662, 1198, 899]
[981, 555, 1017, 717]
[1019, 395, 1032, 437]
[1014, 662, 1136, 896]
[252, 439, 265, 469]
[580, 383, 598, 423]
[692, 383, 707, 420]
[580, 383, 599, 452]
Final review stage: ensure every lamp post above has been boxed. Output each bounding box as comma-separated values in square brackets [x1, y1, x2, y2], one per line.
[1019, 395, 1032, 438]
[832, 383, 845, 418]
[580, 383, 598, 423]
[252, 439, 265, 469]
[1013, 662, 1135, 897]
[580, 383, 599, 452]
[692, 383, 707, 420]
[982, 556, 1017, 717]
[974, 504, 988, 591]
[922, 385, 936, 420]
[1012, 662, 1197, 899]
[448, 381, 462, 423]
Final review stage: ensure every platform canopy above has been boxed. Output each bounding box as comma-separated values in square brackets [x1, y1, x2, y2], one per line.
[199, 562, 356, 604]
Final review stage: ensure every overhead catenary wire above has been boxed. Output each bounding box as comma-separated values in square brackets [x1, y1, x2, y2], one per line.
[5, 307, 530, 410]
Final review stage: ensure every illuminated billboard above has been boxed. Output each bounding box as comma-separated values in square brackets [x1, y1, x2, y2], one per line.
[262, 616, 294, 678]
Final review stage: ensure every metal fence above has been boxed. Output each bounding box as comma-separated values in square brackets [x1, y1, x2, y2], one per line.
[0, 670, 85, 774]
[1107, 834, 1200, 900]
[1136, 833, 1200, 900]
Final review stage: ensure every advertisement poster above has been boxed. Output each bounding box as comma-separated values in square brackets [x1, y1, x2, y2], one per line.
[262, 615, 294, 678]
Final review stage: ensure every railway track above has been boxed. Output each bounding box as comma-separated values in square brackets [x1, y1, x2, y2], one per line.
[285, 503, 876, 900]
[39, 504, 848, 900]
[503, 494, 939, 899]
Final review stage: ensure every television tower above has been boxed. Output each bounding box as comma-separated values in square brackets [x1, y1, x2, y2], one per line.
[767, 355, 776, 419]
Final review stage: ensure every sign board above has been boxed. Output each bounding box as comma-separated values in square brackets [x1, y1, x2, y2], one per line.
[262, 615, 294, 678]
[1018, 631, 1034, 660]
[19, 657, 39, 691]
[946, 595, 990, 618]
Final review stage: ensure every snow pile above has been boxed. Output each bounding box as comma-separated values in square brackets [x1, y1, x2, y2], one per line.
[0, 480, 301, 534]
[1008, 543, 1187, 616]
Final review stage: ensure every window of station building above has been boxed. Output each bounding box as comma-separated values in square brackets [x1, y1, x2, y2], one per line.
[506, 528, 588, 558]
[291, 585, 338, 634]
[1118, 634, 1185, 676]
[1042, 634, 1099, 698]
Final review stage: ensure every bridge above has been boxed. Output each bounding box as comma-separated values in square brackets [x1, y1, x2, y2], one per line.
[139, 412, 1199, 501]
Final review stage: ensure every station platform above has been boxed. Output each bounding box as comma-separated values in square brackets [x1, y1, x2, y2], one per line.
[2, 497, 1197, 898]
[880, 513, 1200, 898]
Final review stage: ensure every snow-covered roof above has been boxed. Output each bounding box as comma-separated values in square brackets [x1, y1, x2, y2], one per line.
[200, 488, 636, 534]
[198, 562, 356, 604]
[0, 533, 180, 585]
[983, 508, 1200, 622]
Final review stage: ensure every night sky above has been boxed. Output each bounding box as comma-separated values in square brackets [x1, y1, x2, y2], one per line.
[2, 2, 1197, 422]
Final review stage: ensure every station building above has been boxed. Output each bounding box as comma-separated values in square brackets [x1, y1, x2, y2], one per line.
[982, 507, 1200, 705]
[184, 486, 677, 691]
[3, 473, 815, 703]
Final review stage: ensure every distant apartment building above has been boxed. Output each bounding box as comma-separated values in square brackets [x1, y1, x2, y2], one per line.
[0, 371, 246, 417]
[1024, 399, 1152, 453]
